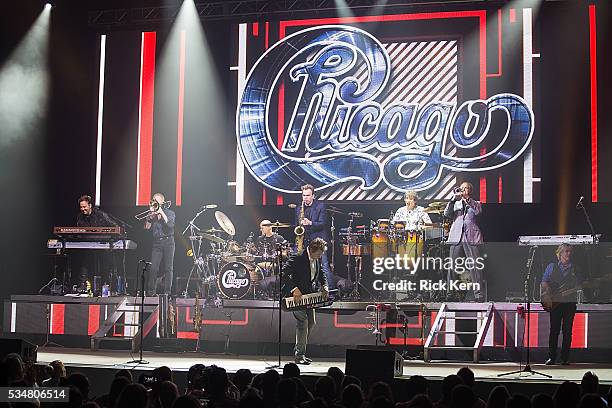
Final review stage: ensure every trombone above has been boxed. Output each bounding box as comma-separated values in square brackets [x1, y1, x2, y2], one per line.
[135, 200, 172, 220]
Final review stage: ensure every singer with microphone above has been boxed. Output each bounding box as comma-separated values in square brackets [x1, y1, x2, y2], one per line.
[143, 193, 176, 296]
[444, 182, 484, 301]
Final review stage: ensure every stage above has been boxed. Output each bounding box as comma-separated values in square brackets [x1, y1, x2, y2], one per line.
[36, 347, 612, 384]
[5, 295, 612, 365]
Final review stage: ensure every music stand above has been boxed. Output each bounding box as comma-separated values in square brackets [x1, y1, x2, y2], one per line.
[498, 246, 550, 378]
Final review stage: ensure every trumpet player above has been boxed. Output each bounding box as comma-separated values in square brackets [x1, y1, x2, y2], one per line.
[444, 182, 484, 301]
[293, 184, 334, 290]
[143, 193, 175, 296]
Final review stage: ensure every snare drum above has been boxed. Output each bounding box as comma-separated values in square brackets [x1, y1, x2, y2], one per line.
[376, 219, 390, 231]
[217, 262, 262, 299]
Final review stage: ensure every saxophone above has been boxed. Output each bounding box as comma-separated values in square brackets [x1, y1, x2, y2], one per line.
[295, 201, 305, 254]
[168, 300, 176, 336]
[193, 292, 202, 333]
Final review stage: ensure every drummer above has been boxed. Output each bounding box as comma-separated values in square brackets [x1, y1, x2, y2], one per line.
[256, 219, 286, 298]
[392, 190, 431, 230]
[256, 219, 286, 257]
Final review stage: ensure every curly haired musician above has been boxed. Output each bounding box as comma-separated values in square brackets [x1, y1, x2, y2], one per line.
[392, 190, 431, 230]
[541, 244, 584, 365]
[144, 193, 176, 296]
[283, 238, 329, 365]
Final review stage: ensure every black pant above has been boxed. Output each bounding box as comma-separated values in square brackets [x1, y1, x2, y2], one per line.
[548, 302, 577, 362]
[148, 237, 175, 295]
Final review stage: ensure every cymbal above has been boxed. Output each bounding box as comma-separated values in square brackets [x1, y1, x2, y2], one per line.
[261, 221, 292, 228]
[424, 208, 443, 214]
[215, 211, 236, 236]
[198, 232, 226, 244]
[427, 201, 446, 209]
[205, 227, 224, 233]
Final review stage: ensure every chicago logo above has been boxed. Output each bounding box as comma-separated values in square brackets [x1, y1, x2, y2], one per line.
[237, 25, 534, 193]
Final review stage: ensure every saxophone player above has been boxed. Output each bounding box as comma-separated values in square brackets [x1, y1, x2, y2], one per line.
[293, 184, 334, 290]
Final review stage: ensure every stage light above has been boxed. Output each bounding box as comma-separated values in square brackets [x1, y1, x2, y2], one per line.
[0, 5, 51, 147]
[44, 1, 54, 10]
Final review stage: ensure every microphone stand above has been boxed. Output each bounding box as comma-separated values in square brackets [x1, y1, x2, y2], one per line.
[577, 199, 598, 294]
[267, 236, 286, 369]
[126, 260, 149, 364]
[181, 207, 210, 297]
[498, 246, 550, 378]
[577, 200, 598, 242]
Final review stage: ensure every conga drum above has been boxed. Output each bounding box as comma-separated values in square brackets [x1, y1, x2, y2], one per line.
[371, 219, 390, 258]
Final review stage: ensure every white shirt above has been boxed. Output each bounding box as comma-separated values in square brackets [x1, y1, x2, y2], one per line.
[392, 205, 431, 230]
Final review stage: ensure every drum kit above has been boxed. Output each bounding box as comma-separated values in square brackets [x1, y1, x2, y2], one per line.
[184, 211, 290, 300]
[182, 201, 451, 302]
[334, 202, 451, 300]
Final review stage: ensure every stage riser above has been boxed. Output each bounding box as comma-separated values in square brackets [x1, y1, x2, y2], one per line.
[5, 297, 612, 358]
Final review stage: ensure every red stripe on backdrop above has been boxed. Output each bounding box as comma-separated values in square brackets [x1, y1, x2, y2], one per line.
[136, 32, 157, 205]
[253, 22, 259, 37]
[51, 304, 65, 335]
[277, 81, 285, 205]
[176, 30, 186, 206]
[509, 9, 516, 24]
[498, 174, 502, 203]
[479, 147, 487, 202]
[88, 305, 100, 335]
[522, 312, 538, 348]
[589, 5, 598, 202]
[571, 313, 586, 348]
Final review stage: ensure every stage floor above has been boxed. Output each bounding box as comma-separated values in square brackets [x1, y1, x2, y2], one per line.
[37, 347, 612, 385]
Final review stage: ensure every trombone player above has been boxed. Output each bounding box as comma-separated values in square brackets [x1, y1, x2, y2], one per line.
[143, 193, 176, 296]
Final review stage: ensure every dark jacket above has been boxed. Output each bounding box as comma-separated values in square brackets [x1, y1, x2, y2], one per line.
[294, 200, 329, 243]
[283, 250, 328, 296]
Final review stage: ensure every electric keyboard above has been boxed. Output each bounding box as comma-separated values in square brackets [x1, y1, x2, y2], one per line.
[54, 226, 124, 235]
[47, 239, 138, 250]
[282, 291, 333, 311]
[518, 234, 600, 246]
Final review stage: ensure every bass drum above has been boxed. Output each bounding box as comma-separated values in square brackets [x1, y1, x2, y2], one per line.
[217, 262, 262, 299]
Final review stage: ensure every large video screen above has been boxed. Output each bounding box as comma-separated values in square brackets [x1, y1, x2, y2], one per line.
[232, 10, 540, 205]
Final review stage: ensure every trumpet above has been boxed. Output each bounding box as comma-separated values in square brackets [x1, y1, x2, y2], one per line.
[134, 200, 172, 220]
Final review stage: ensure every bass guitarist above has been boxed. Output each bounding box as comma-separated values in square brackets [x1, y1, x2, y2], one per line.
[541, 243, 584, 366]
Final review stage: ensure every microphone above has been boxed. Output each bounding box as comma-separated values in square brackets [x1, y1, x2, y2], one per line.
[348, 212, 363, 217]
[576, 196, 584, 209]
[200, 204, 217, 209]
[138, 259, 152, 265]
[288, 204, 297, 209]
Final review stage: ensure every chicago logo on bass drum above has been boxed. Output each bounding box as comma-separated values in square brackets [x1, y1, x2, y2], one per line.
[221, 269, 249, 289]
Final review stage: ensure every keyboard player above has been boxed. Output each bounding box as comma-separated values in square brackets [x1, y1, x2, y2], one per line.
[75, 195, 117, 293]
[77, 195, 115, 227]
[283, 238, 329, 365]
